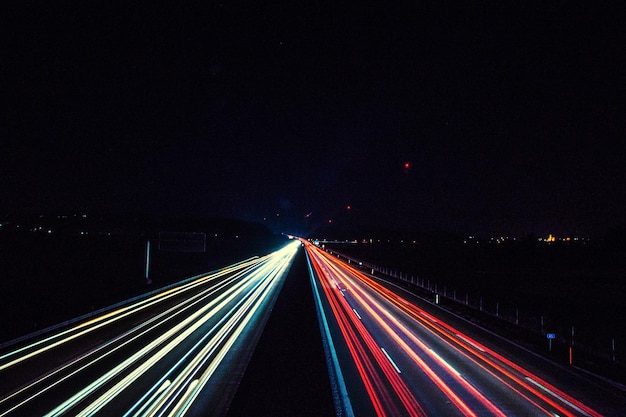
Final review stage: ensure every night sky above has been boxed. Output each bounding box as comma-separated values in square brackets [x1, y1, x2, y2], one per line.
[2, 1, 624, 237]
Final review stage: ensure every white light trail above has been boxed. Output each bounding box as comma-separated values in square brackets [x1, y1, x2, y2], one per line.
[0, 242, 300, 417]
[0, 258, 260, 371]
[0, 262, 257, 416]
[525, 378, 593, 417]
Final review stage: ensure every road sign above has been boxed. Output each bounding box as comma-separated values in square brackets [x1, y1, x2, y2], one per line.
[158, 231, 206, 252]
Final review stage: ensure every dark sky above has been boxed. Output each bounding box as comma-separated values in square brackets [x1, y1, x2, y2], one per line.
[2, 1, 624, 237]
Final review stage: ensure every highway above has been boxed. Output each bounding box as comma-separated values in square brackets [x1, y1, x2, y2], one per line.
[305, 241, 618, 416]
[0, 240, 300, 417]
[1, 238, 624, 416]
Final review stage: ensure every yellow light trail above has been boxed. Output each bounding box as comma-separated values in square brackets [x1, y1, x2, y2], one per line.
[127, 245, 296, 417]
[0, 241, 300, 417]
[0, 258, 260, 371]
[0, 259, 261, 416]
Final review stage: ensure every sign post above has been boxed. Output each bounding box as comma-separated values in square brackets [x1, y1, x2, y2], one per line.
[546, 333, 556, 352]
[145, 240, 152, 285]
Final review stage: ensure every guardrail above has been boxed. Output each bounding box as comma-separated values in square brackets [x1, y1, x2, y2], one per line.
[322, 246, 626, 388]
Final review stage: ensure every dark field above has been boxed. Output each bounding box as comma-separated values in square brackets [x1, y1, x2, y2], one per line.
[0, 230, 288, 344]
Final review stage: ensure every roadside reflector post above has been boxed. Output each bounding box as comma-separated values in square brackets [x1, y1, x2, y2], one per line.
[612, 338, 616, 363]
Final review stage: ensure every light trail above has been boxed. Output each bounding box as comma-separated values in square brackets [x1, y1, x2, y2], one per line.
[166, 256, 292, 417]
[62, 264, 272, 416]
[304, 241, 605, 417]
[324, 255, 505, 417]
[0, 241, 300, 417]
[0, 259, 264, 415]
[342, 261, 604, 417]
[0, 257, 260, 371]
[307, 243, 427, 417]
[130, 248, 294, 417]
[306, 253, 355, 417]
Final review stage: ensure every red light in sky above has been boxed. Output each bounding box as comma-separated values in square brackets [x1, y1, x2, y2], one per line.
[404, 162, 410, 169]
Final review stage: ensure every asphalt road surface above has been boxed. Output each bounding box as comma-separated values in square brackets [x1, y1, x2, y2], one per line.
[305, 241, 626, 416]
[2, 239, 625, 416]
[0, 241, 300, 416]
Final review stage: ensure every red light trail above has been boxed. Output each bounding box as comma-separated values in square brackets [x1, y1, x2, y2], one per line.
[304, 241, 605, 417]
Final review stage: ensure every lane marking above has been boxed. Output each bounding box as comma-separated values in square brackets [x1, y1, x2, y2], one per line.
[381, 348, 402, 374]
[456, 334, 485, 352]
[525, 377, 592, 417]
[352, 309, 362, 320]
[305, 253, 355, 417]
